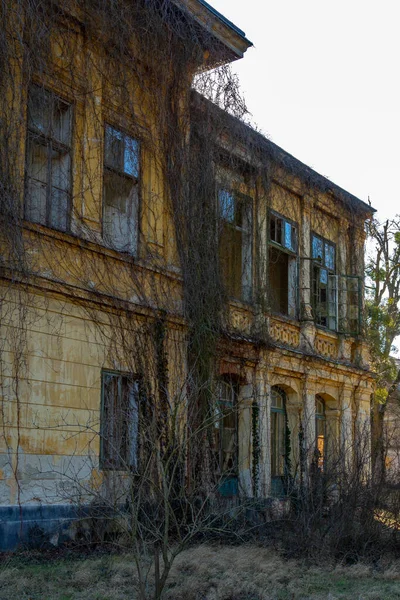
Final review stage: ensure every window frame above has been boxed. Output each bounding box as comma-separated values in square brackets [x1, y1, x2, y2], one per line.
[311, 232, 337, 330]
[24, 84, 73, 232]
[268, 210, 299, 318]
[315, 395, 326, 471]
[102, 123, 141, 255]
[218, 188, 253, 303]
[214, 376, 239, 497]
[100, 369, 140, 471]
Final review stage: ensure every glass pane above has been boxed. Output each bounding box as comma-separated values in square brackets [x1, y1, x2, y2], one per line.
[219, 189, 235, 222]
[53, 97, 72, 145]
[312, 235, 323, 261]
[124, 135, 139, 177]
[28, 85, 51, 135]
[271, 411, 285, 476]
[284, 221, 292, 250]
[105, 125, 124, 171]
[271, 388, 283, 409]
[320, 268, 328, 285]
[325, 242, 335, 270]
[26, 178, 47, 224]
[316, 397, 324, 415]
[27, 138, 48, 184]
[51, 147, 70, 191]
[49, 188, 69, 231]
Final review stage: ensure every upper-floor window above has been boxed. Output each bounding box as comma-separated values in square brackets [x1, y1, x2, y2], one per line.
[311, 233, 337, 330]
[25, 85, 72, 232]
[103, 125, 139, 254]
[100, 370, 140, 470]
[268, 212, 298, 318]
[218, 189, 252, 303]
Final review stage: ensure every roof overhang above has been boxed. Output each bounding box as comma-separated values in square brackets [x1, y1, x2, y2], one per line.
[171, 0, 253, 64]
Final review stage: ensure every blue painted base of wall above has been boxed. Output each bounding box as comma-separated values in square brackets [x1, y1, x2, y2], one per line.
[0, 505, 80, 551]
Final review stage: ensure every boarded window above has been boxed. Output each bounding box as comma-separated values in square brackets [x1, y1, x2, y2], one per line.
[103, 125, 139, 253]
[218, 189, 252, 302]
[100, 371, 139, 470]
[25, 85, 72, 231]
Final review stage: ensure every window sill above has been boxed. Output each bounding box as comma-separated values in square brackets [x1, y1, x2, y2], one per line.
[22, 220, 183, 282]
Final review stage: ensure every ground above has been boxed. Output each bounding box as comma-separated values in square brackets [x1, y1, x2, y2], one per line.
[0, 544, 399, 600]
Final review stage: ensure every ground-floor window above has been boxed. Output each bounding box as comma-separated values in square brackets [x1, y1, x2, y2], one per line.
[271, 386, 288, 496]
[214, 377, 239, 496]
[315, 395, 326, 470]
[100, 370, 139, 470]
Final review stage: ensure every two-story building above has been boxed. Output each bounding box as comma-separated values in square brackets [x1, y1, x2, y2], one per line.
[0, 0, 374, 549]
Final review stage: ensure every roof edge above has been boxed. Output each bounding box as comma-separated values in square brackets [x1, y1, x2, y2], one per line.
[171, 0, 253, 61]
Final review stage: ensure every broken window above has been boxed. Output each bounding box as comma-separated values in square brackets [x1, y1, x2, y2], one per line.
[270, 386, 288, 496]
[25, 85, 72, 231]
[100, 371, 139, 470]
[214, 377, 238, 496]
[103, 125, 139, 254]
[218, 189, 252, 302]
[268, 212, 298, 317]
[315, 396, 326, 470]
[311, 233, 337, 330]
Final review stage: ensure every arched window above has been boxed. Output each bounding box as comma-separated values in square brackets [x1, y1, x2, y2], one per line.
[315, 395, 326, 470]
[214, 377, 239, 496]
[271, 386, 287, 495]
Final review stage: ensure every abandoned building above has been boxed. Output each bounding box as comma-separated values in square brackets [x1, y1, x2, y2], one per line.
[0, 0, 375, 549]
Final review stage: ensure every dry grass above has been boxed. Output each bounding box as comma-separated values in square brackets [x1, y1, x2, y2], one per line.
[0, 544, 399, 600]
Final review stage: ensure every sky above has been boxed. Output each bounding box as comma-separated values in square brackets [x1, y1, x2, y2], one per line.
[209, 0, 400, 222]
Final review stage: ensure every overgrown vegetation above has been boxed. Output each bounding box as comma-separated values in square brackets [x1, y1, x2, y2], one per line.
[1, 544, 400, 600]
[0, 1, 398, 598]
[366, 216, 400, 480]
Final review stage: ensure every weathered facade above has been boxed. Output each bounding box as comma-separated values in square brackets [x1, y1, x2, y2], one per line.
[0, 0, 374, 549]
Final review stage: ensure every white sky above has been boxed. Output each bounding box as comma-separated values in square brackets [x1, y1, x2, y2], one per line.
[209, 0, 400, 222]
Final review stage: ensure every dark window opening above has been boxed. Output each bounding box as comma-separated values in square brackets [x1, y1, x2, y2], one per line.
[270, 386, 289, 497]
[218, 189, 252, 303]
[311, 234, 337, 330]
[100, 370, 139, 470]
[214, 377, 239, 496]
[268, 212, 298, 318]
[315, 396, 326, 471]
